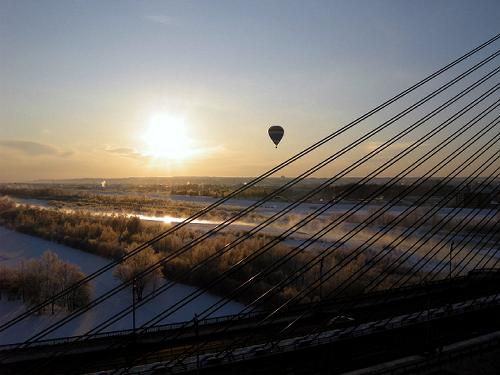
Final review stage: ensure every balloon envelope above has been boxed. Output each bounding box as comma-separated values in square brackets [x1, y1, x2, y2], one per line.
[268, 125, 284, 147]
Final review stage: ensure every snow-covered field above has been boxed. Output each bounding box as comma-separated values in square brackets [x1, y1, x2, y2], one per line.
[80, 192, 498, 219]
[12, 194, 498, 226]
[1, 194, 497, 346]
[0, 227, 245, 345]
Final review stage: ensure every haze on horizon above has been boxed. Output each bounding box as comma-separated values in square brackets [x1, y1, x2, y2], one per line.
[1, 0, 499, 182]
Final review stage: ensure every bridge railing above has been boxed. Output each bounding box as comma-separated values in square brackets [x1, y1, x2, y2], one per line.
[1, 270, 497, 352]
[143, 293, 500, 374]
[0, 309, 265, 351]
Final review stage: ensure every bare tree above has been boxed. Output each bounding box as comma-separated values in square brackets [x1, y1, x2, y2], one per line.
[0, 251, 92, 313]
[113, 247, 162, 300]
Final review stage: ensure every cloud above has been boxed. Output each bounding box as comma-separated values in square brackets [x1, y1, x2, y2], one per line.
[365, 141, 411, 153]
[104, 147, 148, 160]
[0, 140, 73, 157]
[143, 14, 179, 27]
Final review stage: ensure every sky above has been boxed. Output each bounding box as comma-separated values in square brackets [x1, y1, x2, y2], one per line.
[1, 0, 499, 182]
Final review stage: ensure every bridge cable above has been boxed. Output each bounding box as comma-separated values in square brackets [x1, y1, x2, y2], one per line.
[2, 34, 498, 334]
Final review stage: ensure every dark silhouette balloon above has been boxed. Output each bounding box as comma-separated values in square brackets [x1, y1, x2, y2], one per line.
[268, 125, 284, 148]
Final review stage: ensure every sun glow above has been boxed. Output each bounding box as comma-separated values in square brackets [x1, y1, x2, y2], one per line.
[143, 114, 193, 161]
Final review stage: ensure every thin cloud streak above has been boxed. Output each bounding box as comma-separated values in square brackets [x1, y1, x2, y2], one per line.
[143, 14, 179, 27]
[0, 140, 72, 157]
[104, 147, 148, 160]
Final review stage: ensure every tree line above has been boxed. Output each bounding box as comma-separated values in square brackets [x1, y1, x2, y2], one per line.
[0, 197, 419, 307]
[0, 251, 92, 313]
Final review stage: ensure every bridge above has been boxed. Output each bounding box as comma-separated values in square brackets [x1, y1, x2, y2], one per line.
[1, 271, 500, 374]
[0, 33, 499, 374]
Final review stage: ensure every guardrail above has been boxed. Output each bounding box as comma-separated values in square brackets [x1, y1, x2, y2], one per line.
[134, 293, 500, 374]
[0, 309, 265, 351]
[2, 270, 498, 353]
[362, 328, 500, 374]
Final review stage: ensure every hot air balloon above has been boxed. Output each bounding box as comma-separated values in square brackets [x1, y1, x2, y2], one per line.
[268, 125, 284, 148]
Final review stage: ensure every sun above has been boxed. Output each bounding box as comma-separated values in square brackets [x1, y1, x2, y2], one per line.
[143, 114, 192, 161]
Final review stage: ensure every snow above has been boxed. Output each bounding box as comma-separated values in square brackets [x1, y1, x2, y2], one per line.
[9, 196, 500, 269]
[1, 195, 497, 344]
[12, 195, 498, 223]
[0, 227, 245, 345]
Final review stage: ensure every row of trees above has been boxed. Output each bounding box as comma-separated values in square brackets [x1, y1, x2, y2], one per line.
[0, 198, 148, 259]
[0, 185, 263, 222]
[113, 248, 162, 301]
[334, 207, 500, 236]
[158, 231, 414, 306]
[0, 251, 92, 313]
[0, 197, 419, 307]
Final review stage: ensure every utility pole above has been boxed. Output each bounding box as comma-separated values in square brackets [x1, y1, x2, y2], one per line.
[449, 241, 454, 280]
[194, 313, 200, 375]
[132, 277, 137, 337]
[426, 288, 431, 354]
[319, 257, 325, 302]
